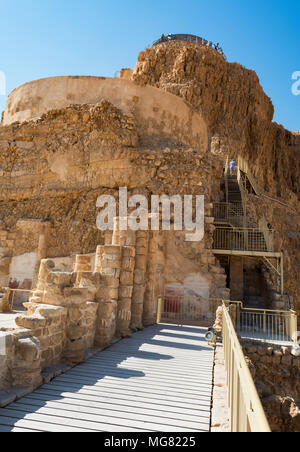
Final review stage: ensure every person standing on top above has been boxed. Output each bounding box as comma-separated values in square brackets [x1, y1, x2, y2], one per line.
[230, 159, 236, 175]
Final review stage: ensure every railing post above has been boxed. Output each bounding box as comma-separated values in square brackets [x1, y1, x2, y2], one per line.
[263, 310, 266, 339]
[157, 297, 163, 324]
[280, 254, 284, 296]
[222, 303, 271, 432]
[291, 313, 298, 345]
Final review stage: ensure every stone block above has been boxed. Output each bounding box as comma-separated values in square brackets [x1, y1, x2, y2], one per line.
[119, 286, 133, 299]
[281, 354, 293, 366]
[98, 287, 119, 300]
[67, 325, 86, 341]
[133, 270, 145, 285]
[121, 257, 135, 272]
[122, 246, 136, 258]
[97, 302, 115, 319]
[15, 315, 47, 329]
[48, 271, 73, 287]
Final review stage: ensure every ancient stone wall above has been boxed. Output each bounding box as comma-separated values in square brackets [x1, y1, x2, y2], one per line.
[243, 340, 300, 432]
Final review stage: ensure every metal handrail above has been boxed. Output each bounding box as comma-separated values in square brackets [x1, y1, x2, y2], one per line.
[213, 202, 245, 227]
[150, 34, 226, 59]
[156, 296, 235, 326]
[222, 303, 271, 432]
[228, 300, 297, 344]
[238, 157, 261, 196]
[213, 227, 274, 252]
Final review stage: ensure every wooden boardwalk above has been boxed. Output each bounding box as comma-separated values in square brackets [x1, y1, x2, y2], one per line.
[0, 324, 214, 432]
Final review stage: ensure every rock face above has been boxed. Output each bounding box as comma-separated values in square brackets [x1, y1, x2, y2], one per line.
[132, 41, 300, 317]
[132, 41, 300, 200]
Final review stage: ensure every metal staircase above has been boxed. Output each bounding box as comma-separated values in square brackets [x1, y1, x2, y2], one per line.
[213, 156, 285, 296]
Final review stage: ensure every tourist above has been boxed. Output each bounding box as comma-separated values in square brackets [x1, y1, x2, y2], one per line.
[230, 159, 236, 174]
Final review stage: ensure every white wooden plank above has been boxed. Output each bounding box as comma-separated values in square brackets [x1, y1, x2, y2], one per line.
[57, 364, 213, 384]
[34, 387, 211, 416]
[0, 408, 149, 432]
[0, 415, 94, 432]
[78, 359, 214, 376]
[61, 372, 214, 396]
[0, 425, 41, 432]
[21, 393, 210, 423]
[58, 369, 214, 390]
[95, 359, 213, 371]
[54, 374, 213, 400]
[45, 378, 213, 405]
[10, 401, 209, 432]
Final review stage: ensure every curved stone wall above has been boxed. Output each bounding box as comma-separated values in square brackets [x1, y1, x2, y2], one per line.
[3, 76, 208, 149]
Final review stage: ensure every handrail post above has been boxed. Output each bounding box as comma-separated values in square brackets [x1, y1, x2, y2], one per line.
[222, 303, 271, 432]
[157, 296, 163, 324]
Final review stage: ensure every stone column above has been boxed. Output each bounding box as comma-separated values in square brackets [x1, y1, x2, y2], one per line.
[34, 222, 51, 286]
[131, 230, 149, 330]
[29, 259, 55, 303]
[143, 229, 159, 327]
[94, 245, 121, 348]
[112, 216, 137, 338]
[74, 254, 92, 287]
[116, 246, 136, 338]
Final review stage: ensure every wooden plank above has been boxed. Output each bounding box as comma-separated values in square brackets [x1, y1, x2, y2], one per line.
[0, 415, 94, 432]
[36, 385, 212, 411]
[21, 393, 210, 423]
[0, 408, 149, 432]
[54, 373, 213, 398]
[45, 380, 213, 405]
[72, 361, 214, 379]
[81, 358, 214, 375]
[61, 368, 214, 388]
[0, 425, 41, 432]
[33, 388, 211, 415]
[9, 401, 209, 432]
[62, 371, 214, 394]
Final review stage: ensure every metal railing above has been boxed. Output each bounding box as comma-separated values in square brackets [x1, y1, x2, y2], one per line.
[237, 156, 261, 196]
[236, 305, 298, 344]
[150, 34, 226, 58]
[156, 296, 225, 326]
[156, 296, 298, 344]
[222, 304, 271, 432]
[213, 227, 273, 252]
[259, 215, 274, 252]
[2, 288, 34, 311]
[213, 202, 244, 227]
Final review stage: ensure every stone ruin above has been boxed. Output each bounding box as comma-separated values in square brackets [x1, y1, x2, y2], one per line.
[0, 38, 299, 414]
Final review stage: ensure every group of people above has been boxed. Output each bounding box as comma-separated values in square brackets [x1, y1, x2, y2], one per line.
[156, 34, 226, 58]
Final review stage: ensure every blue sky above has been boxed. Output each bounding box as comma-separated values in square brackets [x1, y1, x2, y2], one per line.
[0, 0, 299, 131]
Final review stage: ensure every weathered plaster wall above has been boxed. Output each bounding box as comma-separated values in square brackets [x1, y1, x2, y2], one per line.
[2, 77, 207, 151]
